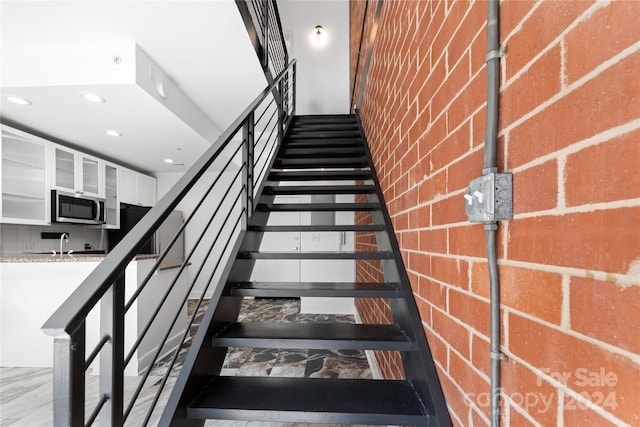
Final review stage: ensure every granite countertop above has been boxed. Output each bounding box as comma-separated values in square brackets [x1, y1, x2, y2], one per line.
[0, 253, 160, 263]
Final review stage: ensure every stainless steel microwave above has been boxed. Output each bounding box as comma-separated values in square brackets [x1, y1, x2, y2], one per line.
[52, 190, 105, 225]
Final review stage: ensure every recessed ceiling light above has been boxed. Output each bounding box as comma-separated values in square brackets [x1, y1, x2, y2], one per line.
[104, 129, 122, 137]
[5, 96, 32, 105]
[80, 92, 105, 103]
[164, 158, 175, 164]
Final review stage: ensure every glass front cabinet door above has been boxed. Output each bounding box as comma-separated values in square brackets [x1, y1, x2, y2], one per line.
[104, 163, 119, 228]
[52, 146, 104, 198]
[1, 125, 50, 224]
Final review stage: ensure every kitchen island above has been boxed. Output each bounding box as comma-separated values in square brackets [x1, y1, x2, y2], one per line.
[0, 253, 189, 375]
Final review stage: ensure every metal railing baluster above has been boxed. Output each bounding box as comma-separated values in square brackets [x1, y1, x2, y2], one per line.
[244, 113, 255, 219]
[99, 275, 125, 426]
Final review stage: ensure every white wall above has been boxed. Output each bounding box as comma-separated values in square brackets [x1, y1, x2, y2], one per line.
[279, 0, 350, 115]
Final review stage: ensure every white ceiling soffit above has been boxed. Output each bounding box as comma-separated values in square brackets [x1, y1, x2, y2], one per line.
[0, 1, 268, 173]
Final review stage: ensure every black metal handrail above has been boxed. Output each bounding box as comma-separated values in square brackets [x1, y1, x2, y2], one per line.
[350, 0, 369, 111]
[238, 0, 289, 81]
[42, 59, 296, 426]
[351, 0, 383, 111]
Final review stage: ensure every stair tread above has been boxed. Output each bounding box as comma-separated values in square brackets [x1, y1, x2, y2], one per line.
[257, 202, 379, 211]
[274, 157, 368, 167]
[269, 170, 372, 181]
[264, 185, 375, 195]
[214, 322, 414, 350]
[230, 281, 400, 298]
[294, 114, 356, 121]
[282, 139, 363, 147]
[281, 147, 364, 156]
[187, 376, 428, 424]
[247, 224, 384, 232]
[288, 131, 361, 139]
[237, 251, 394, 260]
[289, 123, 358, 130]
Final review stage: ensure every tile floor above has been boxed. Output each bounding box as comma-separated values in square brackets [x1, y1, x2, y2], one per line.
[0, 298, 373, 426]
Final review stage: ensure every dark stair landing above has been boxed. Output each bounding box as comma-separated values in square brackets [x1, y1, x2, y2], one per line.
[165, 114, 452, 427]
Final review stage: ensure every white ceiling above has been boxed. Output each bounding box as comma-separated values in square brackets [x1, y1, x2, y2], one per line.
[0, 0, 267, 173]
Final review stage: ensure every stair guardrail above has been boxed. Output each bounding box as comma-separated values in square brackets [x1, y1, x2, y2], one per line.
[237, 0, 289, 81]
[41, 60, 296, 427]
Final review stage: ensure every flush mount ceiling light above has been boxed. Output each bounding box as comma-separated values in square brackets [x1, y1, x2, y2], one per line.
[164, 158, 185, 166]
[80, 92, 105, 103]
[311, 25, 327, 47]
[104, 129, 122, 137]
[4, 95, 32, 105]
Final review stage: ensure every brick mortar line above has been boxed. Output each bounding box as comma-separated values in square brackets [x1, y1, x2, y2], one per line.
[502, 306, 640, 365]
[385, 153, 483, 208]
[398, 9, 488, 145]
[411, 5, 486, 126]
[423, 323, 492, 426]
[423, 306, 637, 425]
[508, 118, 640, 173]
[557, 156, 567, 210]
[424, 308, 493, 380]
[415, 102, 485, 175]
[561, 275, 571, 329]
[500, 0, 609, 90]
[501, 41, 640, 137]
[402, 252, 640, 286]
[431, 0, 476, 81]
[500, 0, 545, 74]
[512, 197, 640, 220]
[420, 281, 640, 362]
[428, 304, 492, 363]
[560, 39, 568, 90]
[420, 61, 487, 145]
[400, 69, 640, 198]
[501, 351, 632, 427]
[502, 219, 510, 261]
[501, 394, 543, 427]
[556, 389, 566, 427]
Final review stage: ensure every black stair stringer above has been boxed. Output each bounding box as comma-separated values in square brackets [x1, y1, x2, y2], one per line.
[354, 112, 453, 426]
[159, 205, 275, 427]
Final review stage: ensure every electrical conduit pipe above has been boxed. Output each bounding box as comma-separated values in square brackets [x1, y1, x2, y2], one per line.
[483, 1, 503, 427]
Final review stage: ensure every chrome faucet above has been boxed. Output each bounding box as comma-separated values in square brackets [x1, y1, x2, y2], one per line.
[59, 233, 69, 258]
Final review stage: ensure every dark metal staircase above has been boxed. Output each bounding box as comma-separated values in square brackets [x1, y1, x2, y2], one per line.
[163, 114, 452, 426]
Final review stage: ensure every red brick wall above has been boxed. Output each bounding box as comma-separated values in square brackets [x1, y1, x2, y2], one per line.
[350, 1, 640, 426]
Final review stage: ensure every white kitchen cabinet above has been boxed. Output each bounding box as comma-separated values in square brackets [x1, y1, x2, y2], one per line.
[51, 145, 104, 198]
[119, 167, 156, 207]
[0, 125, 51, 225]
[104, 163, 119, 229]
[138, 173, 157, 207]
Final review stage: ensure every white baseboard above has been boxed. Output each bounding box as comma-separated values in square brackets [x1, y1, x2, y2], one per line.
[353, 307, 383, 380]
[137, 332, 185, 376]
[189, 290, 213, 300]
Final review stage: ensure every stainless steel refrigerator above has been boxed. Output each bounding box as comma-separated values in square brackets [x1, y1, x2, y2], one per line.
[108, 204, 185, 265]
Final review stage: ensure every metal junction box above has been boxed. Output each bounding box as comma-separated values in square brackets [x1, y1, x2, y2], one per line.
[464, 172, 513, 222]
